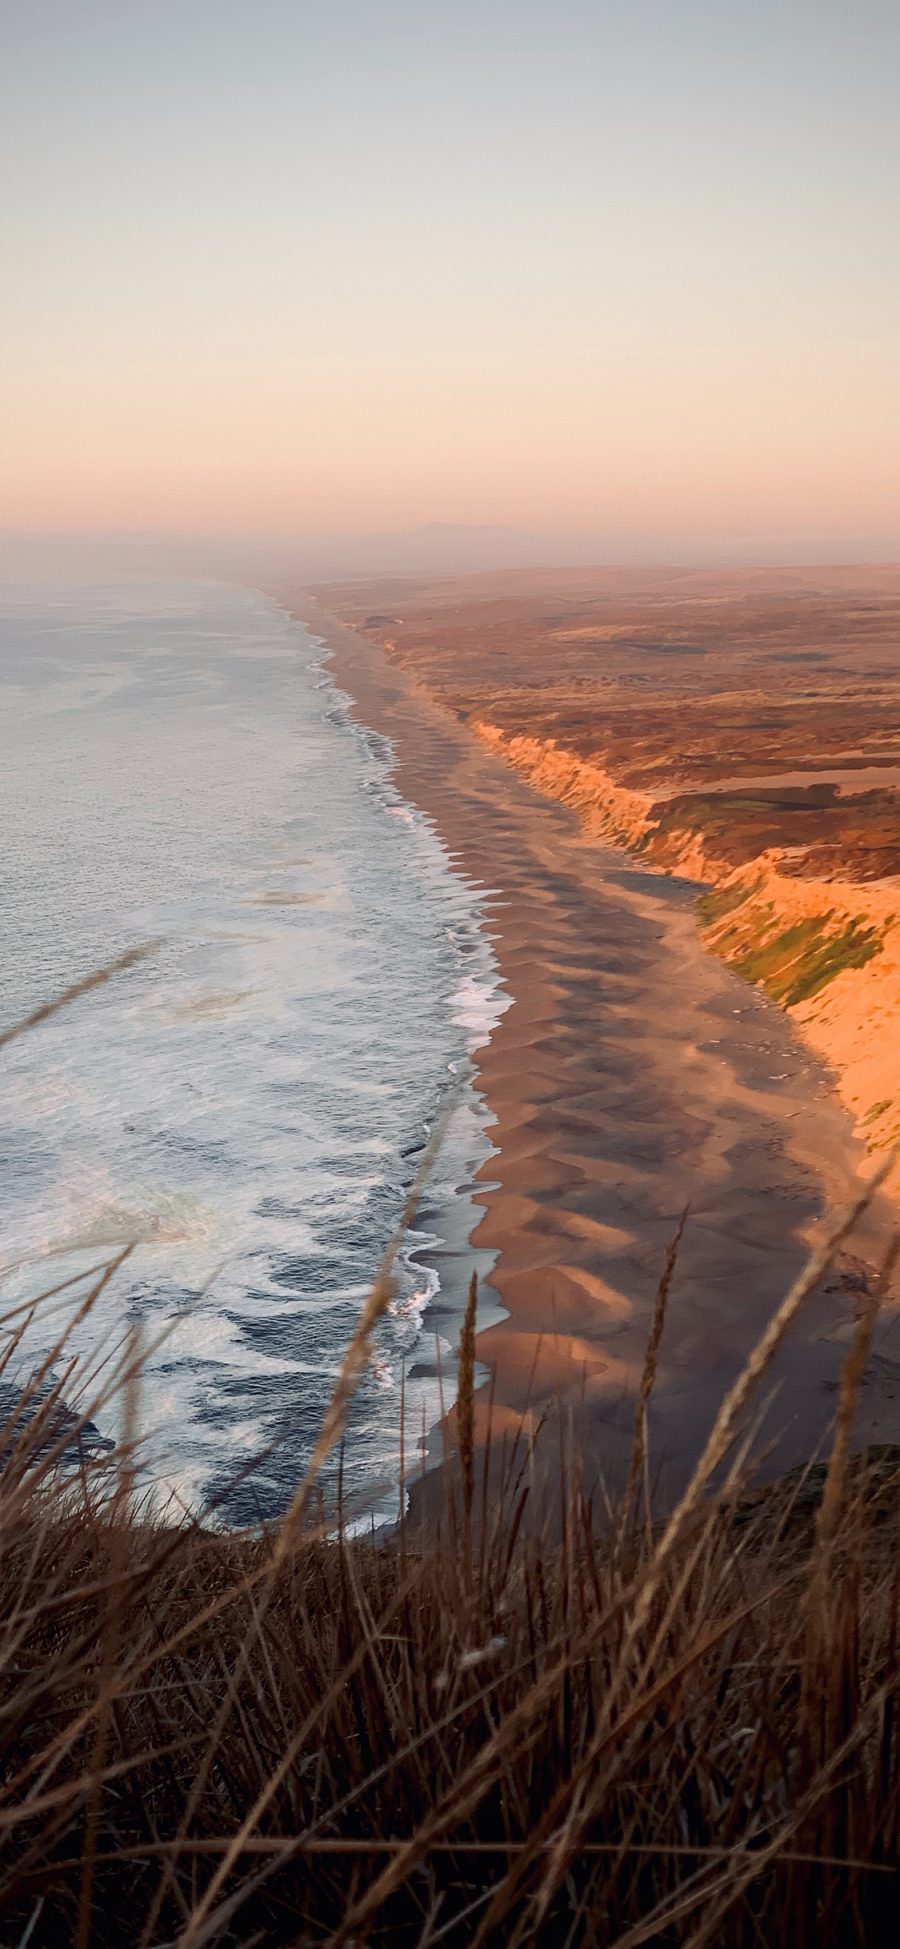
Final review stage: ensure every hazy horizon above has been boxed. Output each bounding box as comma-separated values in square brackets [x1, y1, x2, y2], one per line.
[3, 521, 900, 587]
[4, 0, 899, 557]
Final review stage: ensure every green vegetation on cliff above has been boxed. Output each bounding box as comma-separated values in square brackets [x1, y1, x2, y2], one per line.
[696, 877, 759, 927]
[696, 880, 885, 1009]
[728, 912, 883, 1006]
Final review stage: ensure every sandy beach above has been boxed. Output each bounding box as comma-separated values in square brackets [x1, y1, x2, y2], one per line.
[293, 599, 900, 1504]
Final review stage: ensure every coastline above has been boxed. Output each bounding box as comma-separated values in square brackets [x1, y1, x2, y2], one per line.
[289, 597, 900, 1505]
[470, 721, 900, 1156]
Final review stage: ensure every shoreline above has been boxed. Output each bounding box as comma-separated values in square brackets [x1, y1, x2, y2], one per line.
[469, 720, 900, 1157]
[289, 596, 900, 1506]
[299, 619, 510, 1530]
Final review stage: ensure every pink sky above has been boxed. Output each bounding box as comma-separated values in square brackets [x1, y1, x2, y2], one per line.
[4, 1, 899, 554]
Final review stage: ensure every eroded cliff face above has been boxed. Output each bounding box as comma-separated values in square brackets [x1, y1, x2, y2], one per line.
[472, 720, 900, 1152]
[471, 724, 657, 852]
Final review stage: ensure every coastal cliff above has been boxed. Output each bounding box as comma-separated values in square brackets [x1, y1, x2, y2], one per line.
[309, 564, 900, 1160]
[471, 720, 900, 1153]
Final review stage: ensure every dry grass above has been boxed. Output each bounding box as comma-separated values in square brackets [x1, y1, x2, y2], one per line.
[2, 1230, 900, 1946]
[3, 972, 900, 1944]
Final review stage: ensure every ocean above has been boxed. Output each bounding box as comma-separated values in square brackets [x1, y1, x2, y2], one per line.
[0, 579, 505, 1523]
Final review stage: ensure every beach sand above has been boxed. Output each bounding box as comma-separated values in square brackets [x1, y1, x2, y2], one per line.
[292, 599, 900, 1506]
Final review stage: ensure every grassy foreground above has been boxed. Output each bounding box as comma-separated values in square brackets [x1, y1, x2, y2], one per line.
[2, 966, 900, 1945]
[3, 1239, 900, 1946]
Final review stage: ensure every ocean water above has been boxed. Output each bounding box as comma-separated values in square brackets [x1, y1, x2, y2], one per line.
[0, 579, 506, 1523]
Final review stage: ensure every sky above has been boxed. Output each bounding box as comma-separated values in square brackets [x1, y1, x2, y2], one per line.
[3, 0, 899, 557]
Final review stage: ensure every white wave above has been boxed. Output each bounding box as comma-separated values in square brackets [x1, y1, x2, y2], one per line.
[450, 970, 511, 1045]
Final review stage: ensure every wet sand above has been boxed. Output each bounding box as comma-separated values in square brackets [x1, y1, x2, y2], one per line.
[292, 599, 900, 1504]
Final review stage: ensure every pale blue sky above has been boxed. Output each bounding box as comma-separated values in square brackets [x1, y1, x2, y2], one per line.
[3, 0, 898, 548]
